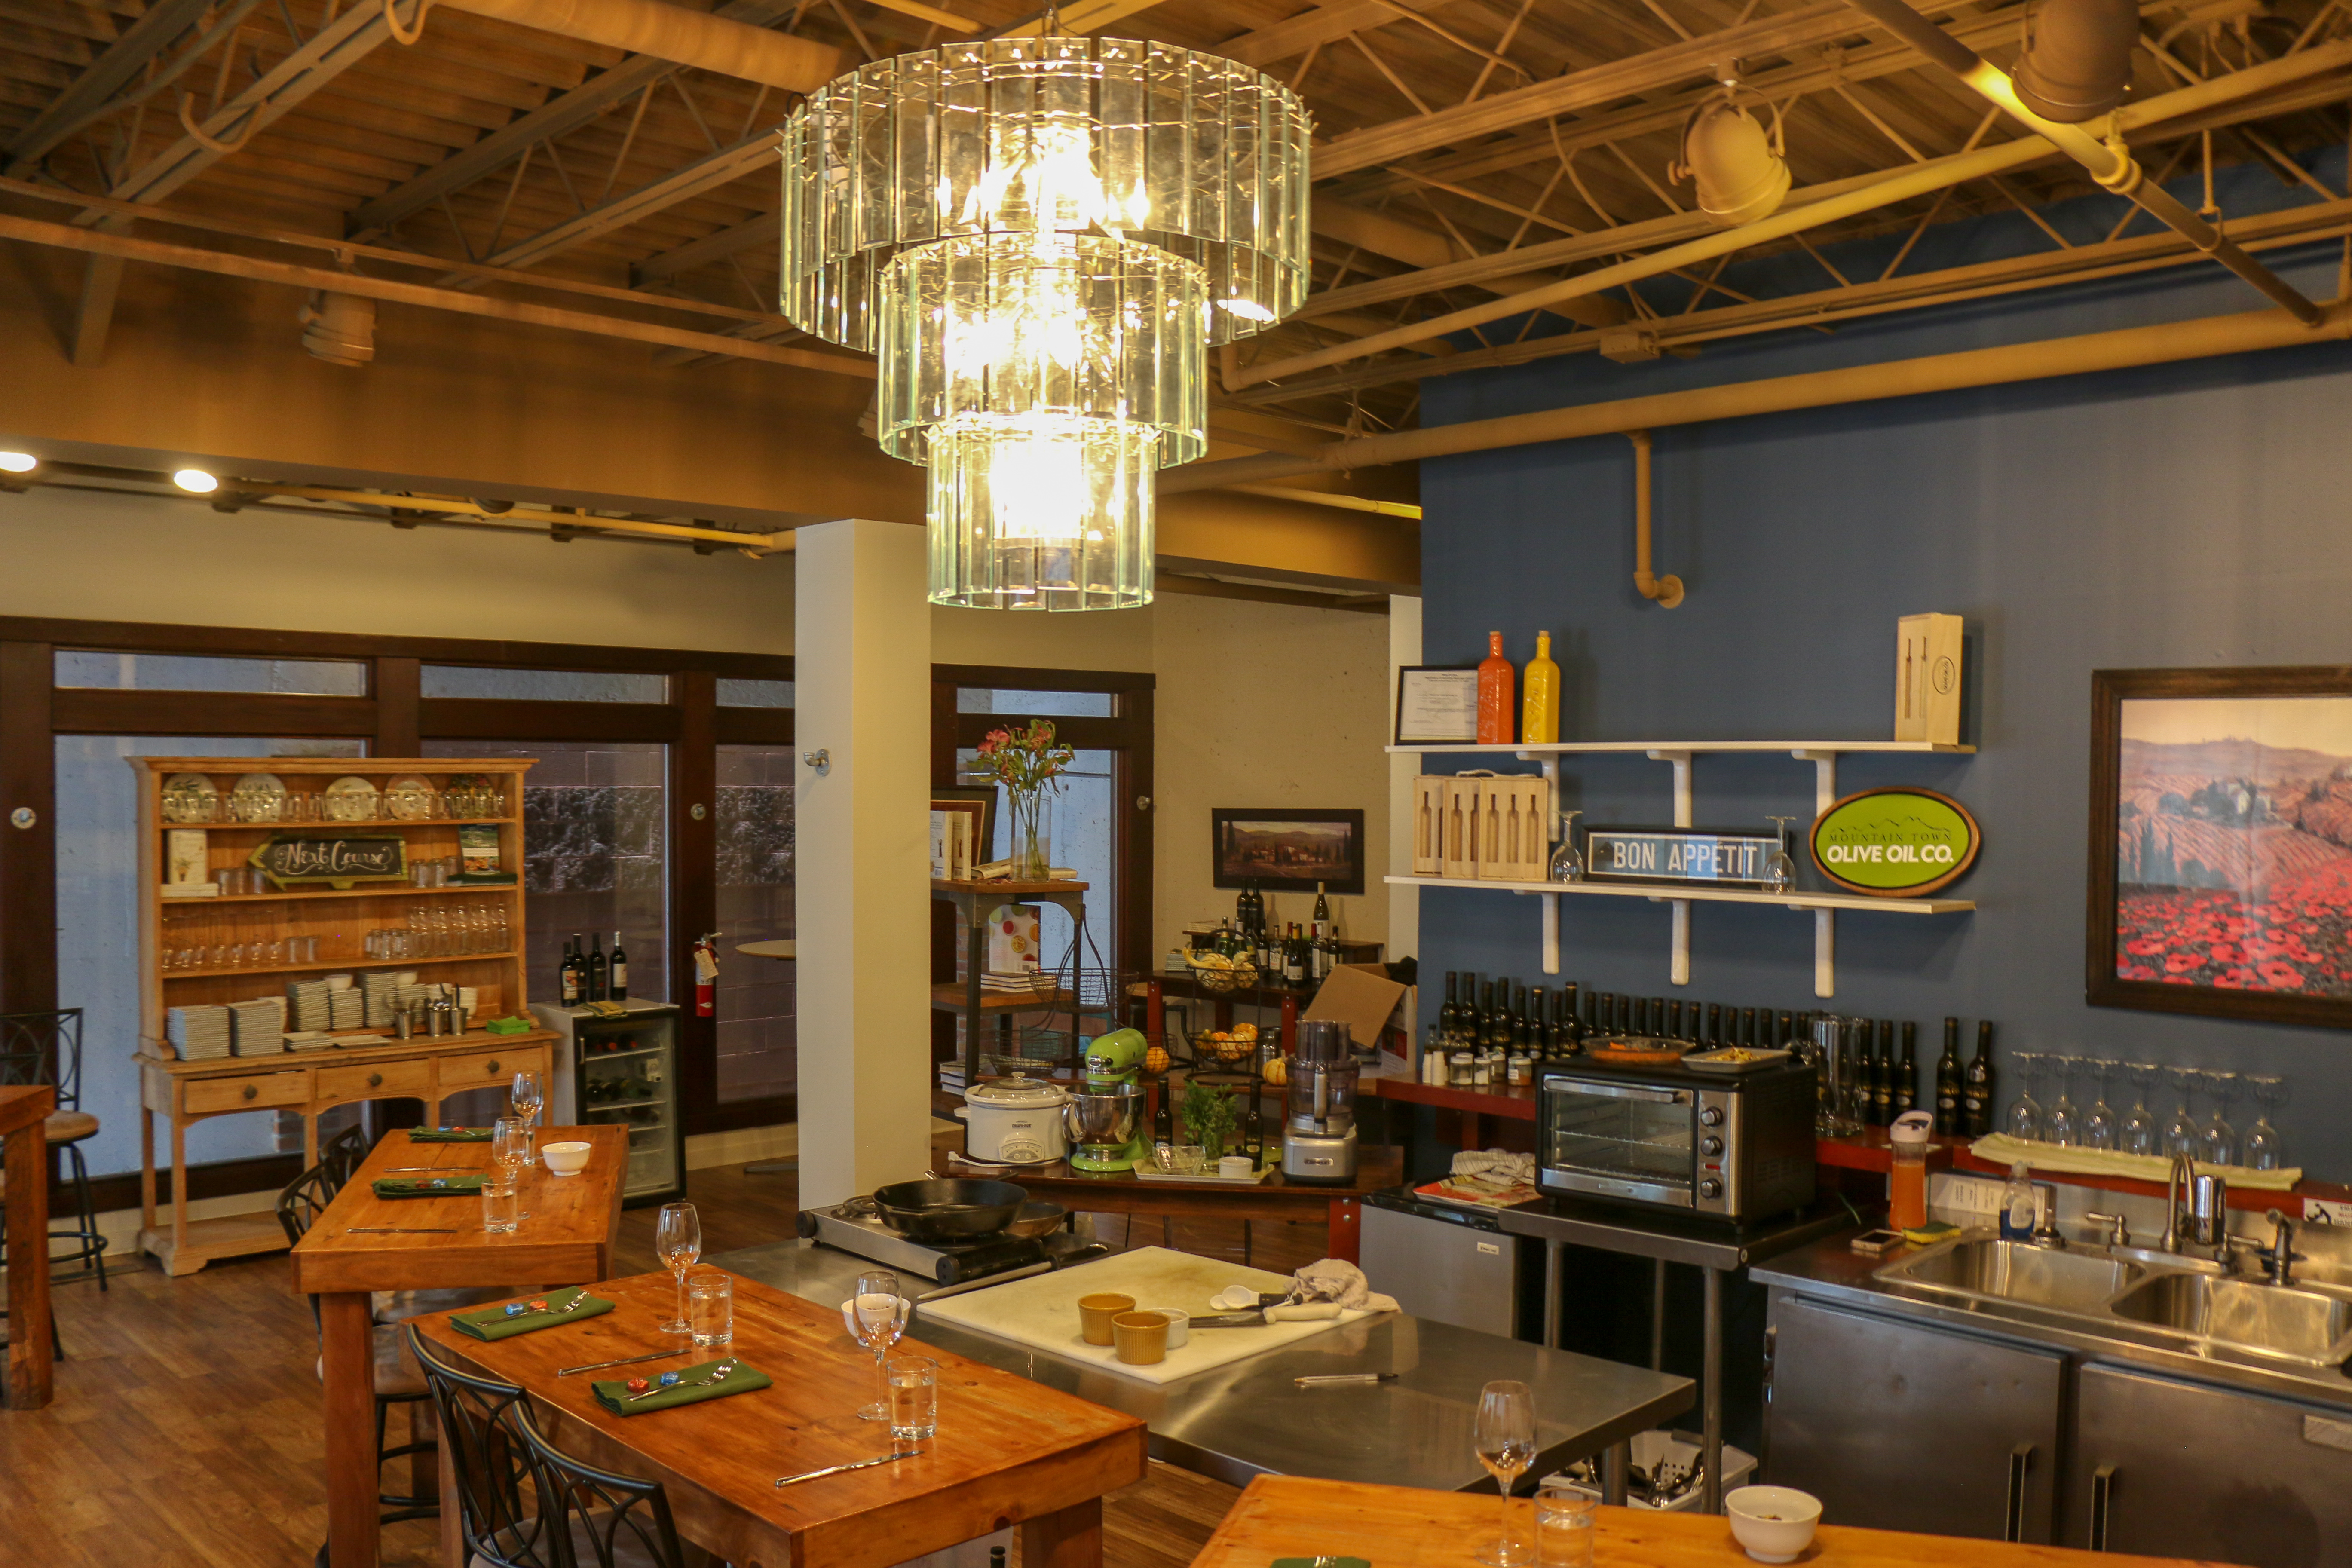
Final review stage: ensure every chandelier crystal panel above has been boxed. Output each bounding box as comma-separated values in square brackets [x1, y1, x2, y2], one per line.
[779, 35, 1311, 610]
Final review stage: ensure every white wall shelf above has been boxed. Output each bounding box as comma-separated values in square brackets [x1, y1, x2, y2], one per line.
[1399, 738, 1978, 995]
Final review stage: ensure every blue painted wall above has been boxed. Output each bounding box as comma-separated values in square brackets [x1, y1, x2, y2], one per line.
[1416, 157, 2352, 1181]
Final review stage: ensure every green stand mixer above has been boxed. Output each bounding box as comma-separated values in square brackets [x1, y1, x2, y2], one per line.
[1060, 1027, 1150, 1172]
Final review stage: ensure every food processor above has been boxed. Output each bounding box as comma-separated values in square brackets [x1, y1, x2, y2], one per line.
[1282, 1019, 1359, 1185]
[1061, 1027, 1150, 1172]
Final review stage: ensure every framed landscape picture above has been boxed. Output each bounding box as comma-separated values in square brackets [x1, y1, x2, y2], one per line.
[1211, 808, 1366, 896]
[2088, 666, 2352, 1026]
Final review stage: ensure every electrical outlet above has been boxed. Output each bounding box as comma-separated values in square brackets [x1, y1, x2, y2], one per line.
[2305, 1198, 2352, 1226]
[1932, 1173, 2003, 1216]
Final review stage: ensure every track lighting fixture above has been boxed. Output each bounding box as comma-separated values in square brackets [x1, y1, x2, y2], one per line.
[2013, 0, 2141, 122]
[298, 291, 377, 367]
[1671, 85, 1791, 227]
[0, 452, 35, 473]
[172, 469, 219, 493]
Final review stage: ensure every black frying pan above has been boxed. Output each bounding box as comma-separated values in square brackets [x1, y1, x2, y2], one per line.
[870, 1178, 1029, 1243]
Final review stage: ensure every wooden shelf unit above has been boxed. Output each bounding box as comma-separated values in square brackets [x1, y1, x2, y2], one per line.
[133, 756, 548, 1275]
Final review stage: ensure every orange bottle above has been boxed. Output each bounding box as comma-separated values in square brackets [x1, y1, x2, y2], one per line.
[1476, 631, 1515, 744]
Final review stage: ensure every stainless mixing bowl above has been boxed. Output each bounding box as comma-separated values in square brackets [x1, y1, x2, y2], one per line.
[1062, 1083, 1144, 1147]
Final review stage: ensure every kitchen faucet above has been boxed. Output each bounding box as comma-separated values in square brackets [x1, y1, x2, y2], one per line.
[2162, 1152, 2228, 1257]
[2258, 1208, 2303, 1286]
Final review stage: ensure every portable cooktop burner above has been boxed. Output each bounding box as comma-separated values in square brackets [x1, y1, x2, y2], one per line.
[796, 1201, 1102, 1286]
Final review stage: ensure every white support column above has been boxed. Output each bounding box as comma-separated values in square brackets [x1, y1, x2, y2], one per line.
[1652, 750, 1694, 986]
[793, 519, 932, 1210]
[1537, 754, 1560, 975]
[1387, 594, 1422, 961]
[1796, 751, 1840, 998]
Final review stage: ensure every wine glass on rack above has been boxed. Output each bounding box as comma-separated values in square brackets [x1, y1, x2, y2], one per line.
[2005, 1051, 2043, 1142]
[2161, 1066, 2201, 1159]
[1548, 810, 1585, 883]
[2119, 1062, 2160, 1155]
[1473, 1379, 1538, 1567]
[851, 1270, 910, 1421]
[2044, 1057, 2080, 1146]
[2199, 1070, 2240, 1166]
[1763, 817, 1799, 895]
[655, 1202, 702, 1336]
[2243, 1074, 2289, 1170]
[2083, 1059, 2119, 1151]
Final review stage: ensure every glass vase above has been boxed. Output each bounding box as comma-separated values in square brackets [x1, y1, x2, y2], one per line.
[1006, 787, 1054, 881]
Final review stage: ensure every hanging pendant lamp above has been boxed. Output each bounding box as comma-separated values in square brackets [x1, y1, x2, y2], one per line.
[778, 35, 1312, 609]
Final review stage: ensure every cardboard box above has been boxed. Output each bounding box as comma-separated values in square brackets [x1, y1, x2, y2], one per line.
[1305, 962, 1409, 1052]
[1896, 613, 1965, 745]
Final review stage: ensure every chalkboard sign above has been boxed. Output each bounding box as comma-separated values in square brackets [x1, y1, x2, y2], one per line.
[250, 833, 409, 889]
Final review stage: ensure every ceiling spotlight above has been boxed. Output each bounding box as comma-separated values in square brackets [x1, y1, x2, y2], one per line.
[298, 290, 377, 367]
[0, 452, 35, 474]
[2014, 0, 2141, 123]
[172, 469, 219, 494]
[1671, 87, 1790, 227]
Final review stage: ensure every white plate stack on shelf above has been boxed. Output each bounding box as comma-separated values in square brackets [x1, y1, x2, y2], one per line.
[283, 1031, 334, 1054]
[328, 985, 364, 1030]
[361, 972, 402, 1027]
[230, 998, 287, 1056]
[166, 1005, 232, 1061]
[287, 979, 332, 1032]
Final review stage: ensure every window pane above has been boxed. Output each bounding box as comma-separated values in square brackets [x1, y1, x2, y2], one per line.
[55, 651, 366, 695]
[952, 748, 1116, 966]
[717, 746, 796, 1102]
[717, 678, 794, 708]
[56, 736, 365, 1178]
[422, 666, 668, 703]
[956, 688, 1113, 717]
[423, 741, 668, 1006]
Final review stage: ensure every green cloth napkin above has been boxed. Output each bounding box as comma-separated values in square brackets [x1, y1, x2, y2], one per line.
[591, 1355, 770, 1415]
[450, 1288, 616, 1341]
[410, 1126, 494, 1142]
[373, 1174, 487, 1199]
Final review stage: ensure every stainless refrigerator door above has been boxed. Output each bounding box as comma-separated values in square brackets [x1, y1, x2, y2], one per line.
[1764, 1295, 2063, 1542]
[1360, 1204, 1518, 1338]
[2068, 1363, 2352, 1564]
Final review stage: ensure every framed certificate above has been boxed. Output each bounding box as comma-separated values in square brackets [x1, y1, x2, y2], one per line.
[1394, 666, 1482, 745]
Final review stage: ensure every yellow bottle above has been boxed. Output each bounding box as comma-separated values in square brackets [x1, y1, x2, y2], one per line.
[1522, 631, 1561, 744]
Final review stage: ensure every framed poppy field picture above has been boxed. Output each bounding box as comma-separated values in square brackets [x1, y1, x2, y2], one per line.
[2089, 666, 2352, 1027]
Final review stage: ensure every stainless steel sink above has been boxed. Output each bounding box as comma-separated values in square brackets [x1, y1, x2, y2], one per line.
[1877, 1238, 2146, 1311]
[2104, 1272, 2352, 1365]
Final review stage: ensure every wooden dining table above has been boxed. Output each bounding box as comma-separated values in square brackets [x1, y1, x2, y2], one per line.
[288, 1122, 626, 1568]
[416, 1269, 1148, 1568]
[2, 1082, 56, 1411]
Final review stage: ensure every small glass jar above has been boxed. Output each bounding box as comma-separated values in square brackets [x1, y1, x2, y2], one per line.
[1449, 1049, 1474, 1087]
[1507, 1053, 1532, 1086]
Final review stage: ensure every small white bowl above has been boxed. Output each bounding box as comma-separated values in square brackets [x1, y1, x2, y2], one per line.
[1145, 1307, 1189, 1347]
[539, 1140, 591, 1176]
[321, 973, 354, 992]
[1726, 1485, 1821, 1563]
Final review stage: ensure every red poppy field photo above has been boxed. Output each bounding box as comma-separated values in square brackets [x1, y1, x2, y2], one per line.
[2116, 697, 2352, 998]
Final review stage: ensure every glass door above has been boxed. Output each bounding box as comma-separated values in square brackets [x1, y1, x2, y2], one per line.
[1539, 1076, 1697, 1206]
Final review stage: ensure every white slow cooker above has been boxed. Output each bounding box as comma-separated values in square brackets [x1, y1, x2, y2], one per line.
[956, 1075, 1072, 1165]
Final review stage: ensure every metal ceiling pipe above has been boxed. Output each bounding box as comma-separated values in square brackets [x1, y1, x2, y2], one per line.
[1838, 0, 2324, 325]
[1627, 431, 1684, 607]
[404, 0, 842, 92]
[1164, 293, 2352, 491]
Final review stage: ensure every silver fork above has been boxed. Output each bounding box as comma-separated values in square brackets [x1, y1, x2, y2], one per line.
[625, 1358, 738, 1403]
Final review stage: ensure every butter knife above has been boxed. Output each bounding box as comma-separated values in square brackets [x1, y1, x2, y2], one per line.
[346, 1226, 459, 1234]
[558, 1348, 694, 1377]
[383, 1165, 484, 1173]
[775, 1451, 923, 1488]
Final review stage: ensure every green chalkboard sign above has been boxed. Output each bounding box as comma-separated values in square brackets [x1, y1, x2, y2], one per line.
[1810, 788, 1980, 897]
[249, 833, 409, 889]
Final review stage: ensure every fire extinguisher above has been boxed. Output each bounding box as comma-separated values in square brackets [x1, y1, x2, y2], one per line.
[693, 932, 721, 1018]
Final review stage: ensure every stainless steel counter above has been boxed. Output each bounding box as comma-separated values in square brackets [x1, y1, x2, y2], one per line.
[713, 1238, 1694, 1493]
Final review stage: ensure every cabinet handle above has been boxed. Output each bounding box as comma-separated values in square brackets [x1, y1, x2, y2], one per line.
[486, 1059, 501, 1072]
[241, 1085, 257, 1101]
[2089, 1464, 2116, 1552]
[2003, 1442, 2034, 1544]
[367, 1073, 383, 1088]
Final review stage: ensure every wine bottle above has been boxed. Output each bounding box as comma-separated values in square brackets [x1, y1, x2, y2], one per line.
[559, 936, 582, 1006]
[1777, 1011, 1795, 1049]
[1560, 983, 1581, 1053]
[1476, 631, 1516, 744]
[1477, 981, 1497, 1047]
[1740, 1007, 1758, 1048]
[1704, 1003, 1721, 1046]
[610, 930, 628, 1002]
[1284, 924, 1306, 986]
[1440, 972, 1461, 1046]
[1525, 986, 1545, 1053]
[1934, 1017, 1963, 1136]
[1893, 1021, 1919, 1116]
[1965, 1021, 1997, 1136]
[1153, 1080, 1173, 1144]
[1873, 1020, 1896, 1126]
[585, 932, 607, 1002]
[1521, 631, 1561, 744]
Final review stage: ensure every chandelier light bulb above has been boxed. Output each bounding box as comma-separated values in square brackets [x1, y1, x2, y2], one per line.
[0, 451, 36, 473]
[172, 468, 219, 493]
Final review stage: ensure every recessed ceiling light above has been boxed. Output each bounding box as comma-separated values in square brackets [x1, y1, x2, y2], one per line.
[0, 451, 35, 473]
[172, 469, 219, 493]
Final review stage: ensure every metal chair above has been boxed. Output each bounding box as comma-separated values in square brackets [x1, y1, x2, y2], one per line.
[278, 1159, 438, 1565]
[321, 1122, 370, 1189]
[408, 1327, 557, 1568]
[0, 1008, 108, 1288]
[513, 1399, 691, 1568]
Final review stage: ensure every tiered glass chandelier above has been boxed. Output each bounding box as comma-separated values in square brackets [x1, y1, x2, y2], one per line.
[779, 35, 1311, 609]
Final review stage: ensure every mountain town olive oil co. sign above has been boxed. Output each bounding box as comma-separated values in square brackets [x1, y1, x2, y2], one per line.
[249, 833, 409, 890]
[1810, 788, 1980, 897]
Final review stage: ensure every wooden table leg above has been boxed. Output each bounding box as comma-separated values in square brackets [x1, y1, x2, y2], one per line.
[1328, 1196, 1361, 1264]
[1023, 1497, 1103, 1568]
[321, 1290, 381, 1568]
[4, 1121, 53, 1410]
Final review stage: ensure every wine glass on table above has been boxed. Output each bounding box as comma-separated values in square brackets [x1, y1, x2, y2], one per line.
[1474, 1379, 1538, 1567]
[851, 1270, 911, 1421]
[493, 1115, 533, 1219]
[655, 1202, 702, 1337]
[510, 1069, 544, 1135]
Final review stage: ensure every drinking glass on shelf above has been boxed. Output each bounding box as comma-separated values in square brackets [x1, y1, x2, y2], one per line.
[2083, 1059, 2118, 1151]
[2120, 1062, 2160, 1155]
[2161, 1066, 2201, 1158]
[655, 1201, 701, 1336]
[851, 1270, 910, 1421]
[510, 1069, 544, 1130]
[2044, 1057, 2080, 1146]
[1473, 1379, 1537, 1567]
[2005, 1051, 2043, 1142]
[1762, 816, 1799, 896]
[2244, 1074, 2288, 1170]
[2199, 1070, 2239, 1166]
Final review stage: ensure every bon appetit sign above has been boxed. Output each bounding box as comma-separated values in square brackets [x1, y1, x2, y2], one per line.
[1585, 828, 1780, 888]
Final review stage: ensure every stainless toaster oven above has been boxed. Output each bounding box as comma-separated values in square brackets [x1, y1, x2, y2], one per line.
[1536, 1057, 1816, 1221]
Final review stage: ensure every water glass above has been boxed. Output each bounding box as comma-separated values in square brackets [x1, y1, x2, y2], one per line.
[482, 1180, 519, 1234]
[1534, 1485, 1596, 1568]
[687, 1270, 734, 1349]
[886, 1354, 938, 1447]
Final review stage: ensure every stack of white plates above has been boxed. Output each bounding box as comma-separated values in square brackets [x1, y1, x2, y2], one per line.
[167, 1005, 231, 1060]
[231, 998, 287, 1056]
[287, 979, 331, 1032]
[282, 1030, 334, 1053]
[328, 987, 364, 1030]
[361, 972, 401, 1027]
